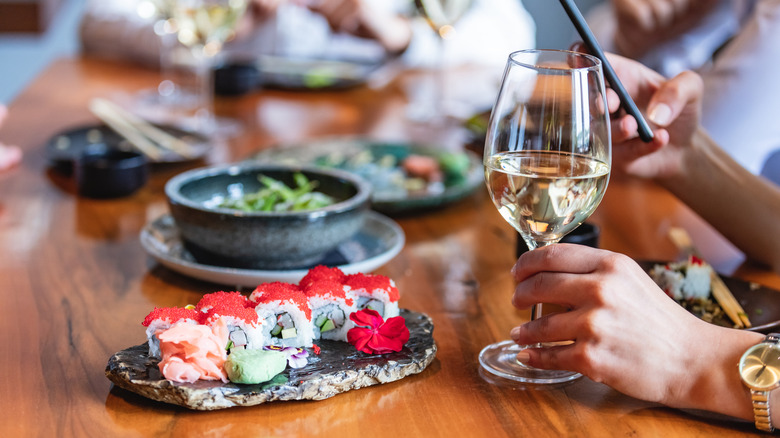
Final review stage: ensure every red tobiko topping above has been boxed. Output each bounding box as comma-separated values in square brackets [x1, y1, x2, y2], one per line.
[300, 265, 346, 289]
[690, 255, 705, 266]
[249, 282, 300, 303]
[303, 280, 354, 306]
[345, 273, 400, 302]
[141, 307, 198, 327]
[347, 309, 409, 355]
[312, 344, 321, 355]
[195, 291, 253, 313]
[251, 282, 311, 319]
[200, 304, 259, 325]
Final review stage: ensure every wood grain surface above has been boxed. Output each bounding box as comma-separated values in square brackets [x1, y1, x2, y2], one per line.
[0, 57, 774, 437]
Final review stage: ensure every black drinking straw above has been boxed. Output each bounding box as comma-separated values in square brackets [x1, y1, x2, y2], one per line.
[558, 0, 654, 142]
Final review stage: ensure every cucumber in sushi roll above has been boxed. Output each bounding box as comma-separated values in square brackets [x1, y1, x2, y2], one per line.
[304, 280, 358, 342]
[250, 282, 315, 348]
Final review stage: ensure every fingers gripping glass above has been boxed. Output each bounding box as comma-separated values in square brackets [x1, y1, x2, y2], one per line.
[480, 50, 612, 384]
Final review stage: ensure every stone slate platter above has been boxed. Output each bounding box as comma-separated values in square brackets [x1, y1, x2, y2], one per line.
[106, 310, 436, 410]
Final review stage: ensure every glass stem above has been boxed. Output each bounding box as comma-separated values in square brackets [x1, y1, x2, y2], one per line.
[158, 28, 177, 100]
[191, 49, 215, 131]
[527, 240, 559, 337]
[434, 34, 445, 119]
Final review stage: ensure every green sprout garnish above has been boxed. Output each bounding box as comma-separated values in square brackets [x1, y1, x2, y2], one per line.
[218, 172, 335, 212]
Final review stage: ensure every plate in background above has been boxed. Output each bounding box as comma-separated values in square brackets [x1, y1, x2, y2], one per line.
[46, 123, 210, 172]
[140, 212, 405, 287]
[253, 139, 484, 214]
[639, 260, 780, 333]
[256, 55, 382, 90]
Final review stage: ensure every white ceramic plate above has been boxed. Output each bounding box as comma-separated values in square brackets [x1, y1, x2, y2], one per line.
[140, 211, 405, 287]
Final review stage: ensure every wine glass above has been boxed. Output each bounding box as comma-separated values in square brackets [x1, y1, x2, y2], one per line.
[168, 0, 248, 137]
[119, 1, 196, 123]
[480, 49, 611, 384]
[409, 0, 474, 124]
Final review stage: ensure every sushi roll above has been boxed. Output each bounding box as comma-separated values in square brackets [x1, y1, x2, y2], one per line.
[141, 307, 199, 358]
[200, 305, 268, 352]
[345, 273, 400, 318]
[194, 291, 268, 351]
[304, 279, 357, 342]
[300, 265, 346, 289]
[249, 282, 314, 348]
[649, 255, 713, 301]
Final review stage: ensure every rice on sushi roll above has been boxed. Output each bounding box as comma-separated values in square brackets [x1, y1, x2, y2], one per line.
[250, 282, 314, 348]
[142, 307, 199, 358]
[304, 279, 357, 342]
[345, 273, 400, 318]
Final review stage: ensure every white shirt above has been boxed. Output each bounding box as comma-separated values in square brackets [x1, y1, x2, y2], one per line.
[79, 0, 536, 71]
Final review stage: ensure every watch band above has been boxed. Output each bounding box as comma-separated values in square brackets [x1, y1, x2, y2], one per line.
[751, 333, 780, 433]
[750, 389, 774, 432]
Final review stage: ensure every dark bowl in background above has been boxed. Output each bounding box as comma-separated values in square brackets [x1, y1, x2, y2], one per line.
[165, 163, 372, 270]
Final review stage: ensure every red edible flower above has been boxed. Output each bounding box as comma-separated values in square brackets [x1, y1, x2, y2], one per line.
[347, 309, 409, 354]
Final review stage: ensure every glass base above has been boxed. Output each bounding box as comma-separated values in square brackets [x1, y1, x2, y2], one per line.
[479, 340, 582, 385]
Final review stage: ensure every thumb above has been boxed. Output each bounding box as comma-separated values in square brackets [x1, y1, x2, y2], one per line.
[646, 70, 703, 127]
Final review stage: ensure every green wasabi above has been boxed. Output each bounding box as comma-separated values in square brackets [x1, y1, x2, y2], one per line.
[225, 349, 288, 384]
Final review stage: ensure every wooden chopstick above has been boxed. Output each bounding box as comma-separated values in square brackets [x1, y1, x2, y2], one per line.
[710, 271, 751, 328]
[89, 98, 199, 159]
[667, 227, 751, 328]
[89, 99, 164, 161]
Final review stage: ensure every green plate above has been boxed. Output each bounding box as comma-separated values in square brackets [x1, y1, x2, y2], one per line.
[251, 139, 484, 214]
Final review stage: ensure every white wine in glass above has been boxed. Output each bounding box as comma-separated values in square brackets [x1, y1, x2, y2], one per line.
[480, 49, 611, 385]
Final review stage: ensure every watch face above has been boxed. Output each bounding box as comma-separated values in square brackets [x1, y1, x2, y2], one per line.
[740, 343, 780, 391]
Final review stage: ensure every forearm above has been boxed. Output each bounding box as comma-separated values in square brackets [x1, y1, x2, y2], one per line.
[659, 128, 780, 271]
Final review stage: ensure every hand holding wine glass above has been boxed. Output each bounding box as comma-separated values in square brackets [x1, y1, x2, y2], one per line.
[480, 49, 611, 384]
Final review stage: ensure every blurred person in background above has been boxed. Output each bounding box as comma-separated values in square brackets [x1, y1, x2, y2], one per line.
[586, 0, 780, 183]
[79, 0, 535, 71]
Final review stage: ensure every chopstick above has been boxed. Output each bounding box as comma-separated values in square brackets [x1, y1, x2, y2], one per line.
[556, 0, 654, 143]
[89, 98, 199, 160]
[668, 227, 751, 328]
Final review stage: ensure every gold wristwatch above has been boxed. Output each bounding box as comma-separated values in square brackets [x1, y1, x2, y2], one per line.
[739, 333, 780, 432]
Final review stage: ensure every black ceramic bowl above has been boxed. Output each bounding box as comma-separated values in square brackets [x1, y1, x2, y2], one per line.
[165, 163, 372, 270]
[76, 145, 149, 199]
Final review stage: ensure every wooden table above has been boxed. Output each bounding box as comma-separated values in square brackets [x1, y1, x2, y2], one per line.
[0, 57, 774, 437]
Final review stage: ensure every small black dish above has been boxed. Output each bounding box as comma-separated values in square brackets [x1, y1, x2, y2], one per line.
[46, 123, 209, 175]
[516, 222, 601, 258]
[214, 63, 261, 96]
[75, 145, 149, 199]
